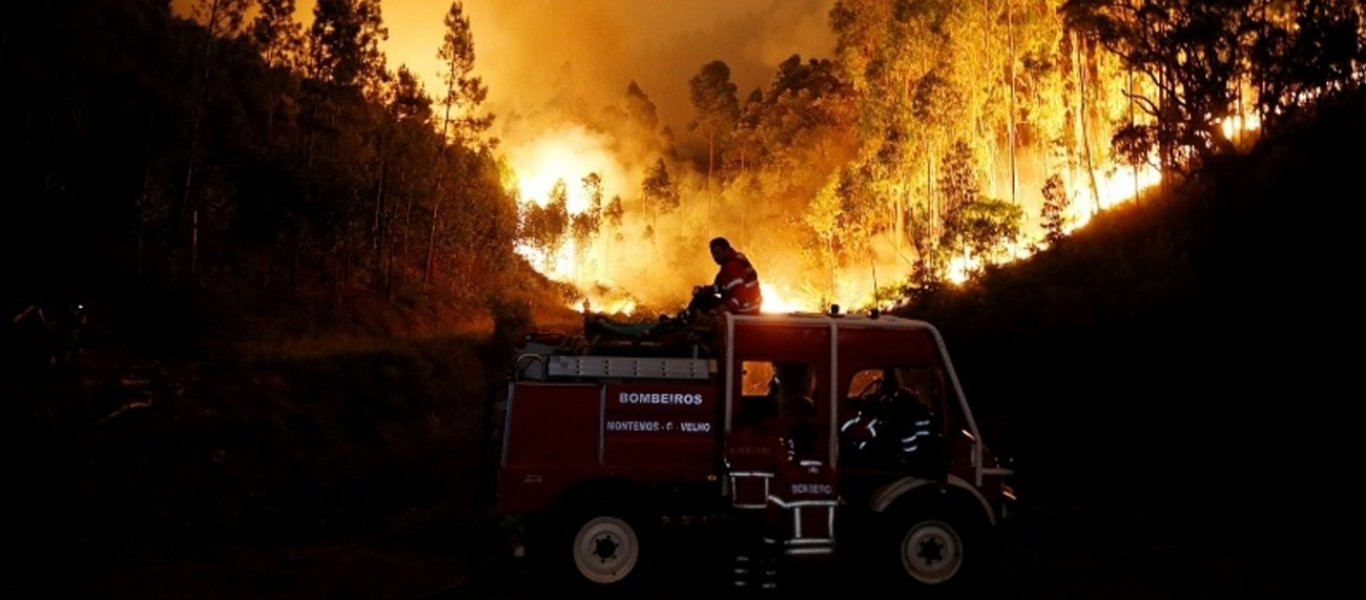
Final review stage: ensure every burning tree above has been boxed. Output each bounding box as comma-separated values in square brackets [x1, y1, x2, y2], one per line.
[937, 141, 1022, 274]
[1249, 0, 1366, 127]
[520, 180, 570, 272]
[1063, 0, 1364, 173]
[571, 172, 605, 267]
[1041, 174, 1073, 244]
[604, 195, 624, 229]
[625, 81, 660, 132]
[689, 61, 740, 201]
[804, 174, 845, 301]
[641, 158, 681, 223]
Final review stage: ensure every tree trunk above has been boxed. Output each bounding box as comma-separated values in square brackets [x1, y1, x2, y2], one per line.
[22, 72, 34, 199]
[1129, 67, 1138, 202]
[1006, 0, 1018, 206]
[397, 192, 411, 292]
[372, 127, 387, 270]
[1159, 61, 1170, 193]
[427, 55, 459, 288]
[826, 235, 835, 303]
[182, 124, 200, 266]
[926, 141, 936, 242]
[191, 208, 198, 276]
[1059, 30, 1078, 201]
[869, 252, 878, 308]
[892, 191, 903, 253]
[386, 215, 396, 300]
[425, 200, 440, 285]
[266, 77, 277, 144]
[707, 128, 715, 221]
[292, 223, 303, 292]
[137, 110, 154, 279]
[1075, 32, 1101, 212]
[182, 0, 225, 276]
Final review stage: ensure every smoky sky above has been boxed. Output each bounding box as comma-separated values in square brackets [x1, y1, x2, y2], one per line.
[460, 0, 837, 129]
[174, 0, 837, 131]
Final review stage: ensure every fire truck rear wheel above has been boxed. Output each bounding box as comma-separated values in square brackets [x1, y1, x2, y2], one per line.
[562, 510, 648, 590]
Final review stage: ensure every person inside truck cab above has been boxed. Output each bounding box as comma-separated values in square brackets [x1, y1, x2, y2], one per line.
[770, 363, 817, 419]
[883, 381, 945, 478]
[840, 367, 945, 477]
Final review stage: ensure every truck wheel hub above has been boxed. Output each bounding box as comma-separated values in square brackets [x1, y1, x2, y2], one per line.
[592, 533, 619, 560]
[901, 520, 962, 584]
[573, 516, 639, 584]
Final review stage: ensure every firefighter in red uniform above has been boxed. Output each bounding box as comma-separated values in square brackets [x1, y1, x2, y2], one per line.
[726, 393, 785, 591]
[760, 419, 839, 590]
[691, 237, 762, 315]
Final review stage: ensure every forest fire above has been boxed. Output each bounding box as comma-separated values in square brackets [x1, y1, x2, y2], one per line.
[513, 133, 1166, 311]
[8, 0, 1363, 596]
[509, 127, 626, 217]
[484, 0, 1337, 315]
[1066, 163, 1164, 232]
[509, 130, 843, 316]
[509, 124, 877, 315]
[1222, 113, 1263, 142]
[758, 283, 818, 314]
[512, 124, 1166, 310]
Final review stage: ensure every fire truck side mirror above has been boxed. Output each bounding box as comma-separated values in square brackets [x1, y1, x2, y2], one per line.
[829, 304, 840, 316]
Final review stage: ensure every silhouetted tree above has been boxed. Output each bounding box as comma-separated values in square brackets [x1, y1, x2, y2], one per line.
[1040, 174, 1073, 244]
[641, 158, 680, 225]
[436, 0, 493, 149]
[689, 60, 739, 201]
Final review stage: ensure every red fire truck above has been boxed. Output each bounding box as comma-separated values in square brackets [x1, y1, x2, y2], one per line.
[497, 311, 1014, 592]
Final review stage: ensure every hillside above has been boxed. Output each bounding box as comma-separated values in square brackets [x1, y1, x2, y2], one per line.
[899, 90, 1363, 587]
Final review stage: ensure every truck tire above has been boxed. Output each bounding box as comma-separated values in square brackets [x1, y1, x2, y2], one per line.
[560, 505, 649, 592]
[886, 502, 983, 592]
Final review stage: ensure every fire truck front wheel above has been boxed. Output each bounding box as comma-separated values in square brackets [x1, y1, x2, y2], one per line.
[899, 517, 965, 585]
[561, 508, 649, 591]
[886, 502, 985, 591]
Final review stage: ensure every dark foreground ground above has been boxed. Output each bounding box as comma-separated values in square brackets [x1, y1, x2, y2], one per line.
[447, 502, 1291, 600]
[8, 496, 1289, 599]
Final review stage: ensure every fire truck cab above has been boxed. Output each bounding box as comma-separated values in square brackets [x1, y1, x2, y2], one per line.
[498, 311, 1014, 591]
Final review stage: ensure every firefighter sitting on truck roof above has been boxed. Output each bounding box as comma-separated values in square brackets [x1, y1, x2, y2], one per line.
[689, 237, 762, 316]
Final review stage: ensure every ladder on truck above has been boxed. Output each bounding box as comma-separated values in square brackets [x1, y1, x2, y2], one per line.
[516, 354, 713, 381]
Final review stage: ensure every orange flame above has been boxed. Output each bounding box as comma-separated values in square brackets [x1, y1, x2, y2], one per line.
[513, 111, 1262, 312]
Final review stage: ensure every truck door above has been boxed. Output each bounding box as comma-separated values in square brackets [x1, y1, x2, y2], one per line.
[725, 317, 835, 462]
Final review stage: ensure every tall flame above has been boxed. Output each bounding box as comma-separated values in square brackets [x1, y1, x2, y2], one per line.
[509, 127, 624, 214]
[760, 283, 815, 314]
[508, 126, 628, 284]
